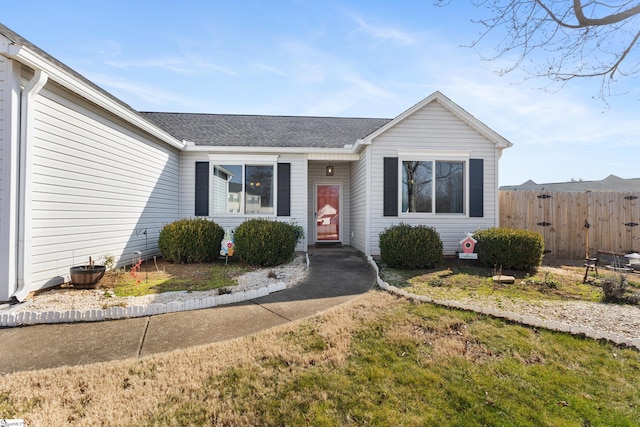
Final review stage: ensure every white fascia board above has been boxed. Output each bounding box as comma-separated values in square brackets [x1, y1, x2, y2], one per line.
[185, 143, 360, 160]
[207, 154, 280, 163]
[396, 149, 471, 159]
[306, 153, 360, 161]
[4, 44, 186, 151]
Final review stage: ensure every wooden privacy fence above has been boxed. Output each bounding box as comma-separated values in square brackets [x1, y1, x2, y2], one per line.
[499, 191, 640, 260]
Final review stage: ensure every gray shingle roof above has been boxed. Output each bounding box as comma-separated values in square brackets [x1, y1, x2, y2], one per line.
[501, 175, 640, 192]
[3, 23, 391, 150]
[140, 112, 392, 148]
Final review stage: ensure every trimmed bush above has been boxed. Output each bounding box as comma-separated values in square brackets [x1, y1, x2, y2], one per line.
[158, 218, 224, 263]
[601, 274, 629, 303]
[473, 227, 544, 271]
[379, 223, 443, 269]
[234, 219, 298, 267]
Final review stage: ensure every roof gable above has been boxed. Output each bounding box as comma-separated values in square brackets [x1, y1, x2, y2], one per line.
[362, 91, 512, 149]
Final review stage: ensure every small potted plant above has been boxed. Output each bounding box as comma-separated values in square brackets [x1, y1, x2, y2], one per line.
[70, 256, 106, 288]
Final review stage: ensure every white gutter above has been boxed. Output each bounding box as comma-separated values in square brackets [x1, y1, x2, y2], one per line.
[12, 69, 48, 302]
[2, 43, 186, 151]
[183, 141, 361, 157]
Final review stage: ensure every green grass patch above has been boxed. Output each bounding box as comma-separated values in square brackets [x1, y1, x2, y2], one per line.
[377, 258, 620, 304]
[105, 258, 253, 297]
[143, 299, 640, 426]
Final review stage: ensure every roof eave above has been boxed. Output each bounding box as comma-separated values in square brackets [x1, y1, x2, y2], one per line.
[183, 144, 356, 153]
[183, 142, 361, 158]
[3, 43, 186, 151]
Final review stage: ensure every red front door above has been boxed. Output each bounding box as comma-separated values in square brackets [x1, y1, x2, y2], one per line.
[316, 184, 340, 241]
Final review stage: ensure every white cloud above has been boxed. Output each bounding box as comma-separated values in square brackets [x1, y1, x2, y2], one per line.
[105, 57, 192, 74]
[104, 55, 238, 77]
[250, 63, 288, 77]
[348, 13, 415, 46]
[89, 73, 198, 110]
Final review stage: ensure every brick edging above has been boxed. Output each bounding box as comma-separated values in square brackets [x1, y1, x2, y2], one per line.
[0, 282, 287, 328]
[1, 253, 311, 328]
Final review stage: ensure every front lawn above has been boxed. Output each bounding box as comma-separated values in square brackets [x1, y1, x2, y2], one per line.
[377, 258, 640, 305]
[2, 292, 639, 425]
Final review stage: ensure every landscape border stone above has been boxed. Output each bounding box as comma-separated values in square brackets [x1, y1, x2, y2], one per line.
[0, 281, 288, 327]
[367, 256, 640, 351]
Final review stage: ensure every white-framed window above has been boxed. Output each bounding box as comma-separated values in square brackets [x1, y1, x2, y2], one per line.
[397, 151, 469, 215]
[213, 164, 275, 215]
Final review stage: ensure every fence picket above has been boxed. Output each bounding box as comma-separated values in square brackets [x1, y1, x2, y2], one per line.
[499, 191, 640, 260]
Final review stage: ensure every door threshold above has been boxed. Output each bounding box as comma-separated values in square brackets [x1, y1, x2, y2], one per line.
[313, 242, 343, 247]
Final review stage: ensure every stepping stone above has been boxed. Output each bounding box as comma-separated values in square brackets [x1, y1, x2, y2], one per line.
[492, 275, 515, 284]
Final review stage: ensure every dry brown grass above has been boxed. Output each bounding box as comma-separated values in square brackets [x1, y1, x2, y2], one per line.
[3, 289, 640, 425]
[0, 291, 393, 426]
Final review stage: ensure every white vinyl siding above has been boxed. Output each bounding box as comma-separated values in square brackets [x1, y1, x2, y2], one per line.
[0, 56, 7, 298]
[181, 152, 308, 251]
[0, 56, 20, 300]
[369, 101, 499, 256]
[0, 56, 5, 222]
[349, 149, 368, 253]
[287, 154, 308, 251]
[28, 82, 181, 288]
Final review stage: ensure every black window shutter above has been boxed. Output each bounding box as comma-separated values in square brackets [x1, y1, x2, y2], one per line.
[195, 161, 209, 216]
[277, 163, 291, 216]
[469, 158, 483, 217]
[383, 157, 398, 217]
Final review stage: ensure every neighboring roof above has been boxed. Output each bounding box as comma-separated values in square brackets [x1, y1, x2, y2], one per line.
[140, 112, 392, 148]
[501, 175, 640, 192]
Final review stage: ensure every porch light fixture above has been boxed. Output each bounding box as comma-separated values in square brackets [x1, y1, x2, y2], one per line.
[326, 164, 334, 176]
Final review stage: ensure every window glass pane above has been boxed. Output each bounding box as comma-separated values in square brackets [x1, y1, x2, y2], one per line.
[213, 165, 242, 214]
[245, 165, 274, 214]
[402, 161, 432, 213]
[436, 161, 464, 213]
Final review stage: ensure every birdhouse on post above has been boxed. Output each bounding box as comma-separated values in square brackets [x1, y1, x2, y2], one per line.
[459, 232, 478, 260]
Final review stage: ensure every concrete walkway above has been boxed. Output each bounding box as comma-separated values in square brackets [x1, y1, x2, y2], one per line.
[0, 246, 375, 375]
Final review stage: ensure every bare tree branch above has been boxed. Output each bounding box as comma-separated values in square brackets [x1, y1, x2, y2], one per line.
[435, 0, 640, 98]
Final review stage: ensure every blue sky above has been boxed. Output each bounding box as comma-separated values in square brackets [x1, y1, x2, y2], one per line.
[4, 0, 639, 185]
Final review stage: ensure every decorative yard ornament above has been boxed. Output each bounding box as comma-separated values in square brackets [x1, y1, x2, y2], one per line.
[220, 229, 235, 257]
[459, 232, 478, 260]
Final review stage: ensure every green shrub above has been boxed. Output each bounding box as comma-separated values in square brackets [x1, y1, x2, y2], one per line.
[289, 221, 304, 243]
[158, 218, 224, 263]
[601, 274, 629, 303]
[473, 227, 544, 271]
[379, 223, 443, 269]
[234, 219, 298, 267]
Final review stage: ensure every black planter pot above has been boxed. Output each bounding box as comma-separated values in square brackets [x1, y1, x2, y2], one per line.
[70, 265, 106, 288]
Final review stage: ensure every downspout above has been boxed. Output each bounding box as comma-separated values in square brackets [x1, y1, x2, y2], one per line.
[12, 69, 48, 302]
[495, 147, 503, 228]
[364, 145, 372, 257]
[355, 138, 373, 257]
